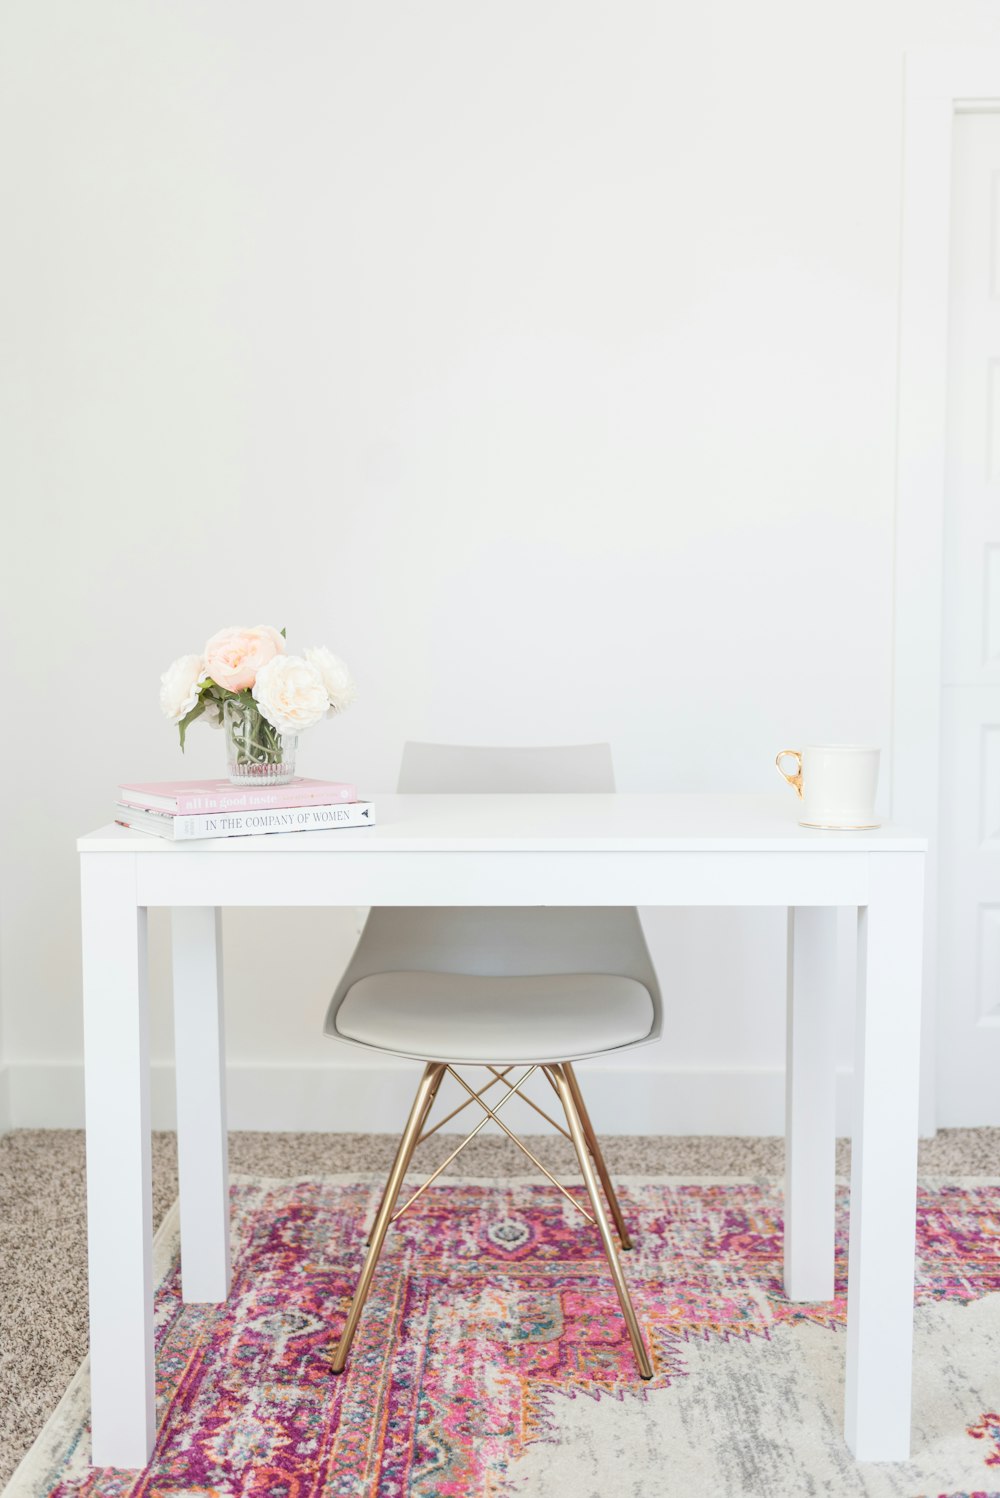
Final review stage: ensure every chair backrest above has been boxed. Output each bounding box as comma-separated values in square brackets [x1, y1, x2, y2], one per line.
[326, 736, 662, 1040]
[397, 741, 615, 794]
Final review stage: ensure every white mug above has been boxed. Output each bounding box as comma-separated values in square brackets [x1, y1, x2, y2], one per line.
[775, 744, 881, 829]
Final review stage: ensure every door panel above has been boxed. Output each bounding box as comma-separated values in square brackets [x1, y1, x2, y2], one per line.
[939, 112, 1000, 1122]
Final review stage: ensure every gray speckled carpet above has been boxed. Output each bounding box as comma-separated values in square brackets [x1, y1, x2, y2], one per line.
[1, 1127, 998, 1491]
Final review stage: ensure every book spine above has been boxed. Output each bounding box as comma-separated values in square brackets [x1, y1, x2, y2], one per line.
[173, 783, 358, 814]
[172, 802, 375, 840]
[119, 783, 359, 814]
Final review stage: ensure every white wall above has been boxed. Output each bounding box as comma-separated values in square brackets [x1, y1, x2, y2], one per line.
[1, 0, 993, 1134]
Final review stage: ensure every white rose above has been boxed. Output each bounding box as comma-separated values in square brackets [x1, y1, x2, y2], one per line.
[202, 697, 224, 729]
[159, 654, 206, 722]
[304, 646, 357, 715]
[252, 654, 330, 735]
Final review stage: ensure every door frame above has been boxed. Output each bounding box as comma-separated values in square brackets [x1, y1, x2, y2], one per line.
[892, 50, 1000, 1133]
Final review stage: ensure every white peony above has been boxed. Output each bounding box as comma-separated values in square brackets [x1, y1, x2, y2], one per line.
[202, 697, 224, 729]
[304, 646, 357, 715]
[252, 654, 330, 735]
[159, 654, 206, 722]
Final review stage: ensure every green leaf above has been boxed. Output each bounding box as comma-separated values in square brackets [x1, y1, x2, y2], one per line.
[176, 700, 206, 752]
[280, 626, 286, 639]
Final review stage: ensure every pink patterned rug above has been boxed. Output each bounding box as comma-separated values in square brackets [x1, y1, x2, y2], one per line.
[8, 1176, 1000, 1498]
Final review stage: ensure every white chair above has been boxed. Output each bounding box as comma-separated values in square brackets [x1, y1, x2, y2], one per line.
[324, 742, 662, 1379]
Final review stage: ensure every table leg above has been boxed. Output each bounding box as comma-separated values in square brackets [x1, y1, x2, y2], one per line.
[81, 854, 154, 1467]
[845, 852, 924, 1460]
[784, 907, 838, 1301]
[172, 907, 230, 1303]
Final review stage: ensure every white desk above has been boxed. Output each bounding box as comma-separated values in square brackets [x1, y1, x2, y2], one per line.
[77, 793, 926, 1467]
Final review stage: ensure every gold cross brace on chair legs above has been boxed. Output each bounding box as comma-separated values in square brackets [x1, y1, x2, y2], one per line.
[390, 1065, 542, 1223]
[330, 1058, 653, 1380]
[364, 1066, 535, 1243]
[444, 1065, 595, 1224]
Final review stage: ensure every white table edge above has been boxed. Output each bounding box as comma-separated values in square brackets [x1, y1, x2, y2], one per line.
[77, 824, 928, 854]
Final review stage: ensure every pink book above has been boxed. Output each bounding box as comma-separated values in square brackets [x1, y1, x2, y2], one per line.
[118, 777, 359, 815]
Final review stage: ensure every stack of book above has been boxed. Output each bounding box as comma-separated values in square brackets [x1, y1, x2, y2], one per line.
[114, 778, 375, 841]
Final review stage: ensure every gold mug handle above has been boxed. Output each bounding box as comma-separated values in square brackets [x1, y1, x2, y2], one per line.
[776, 749, 803, 799]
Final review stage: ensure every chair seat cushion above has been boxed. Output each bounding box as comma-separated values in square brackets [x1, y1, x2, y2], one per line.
[334, 970, 655, 1062]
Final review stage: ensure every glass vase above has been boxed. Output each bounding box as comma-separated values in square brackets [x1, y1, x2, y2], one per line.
[223, 698, 297, 785]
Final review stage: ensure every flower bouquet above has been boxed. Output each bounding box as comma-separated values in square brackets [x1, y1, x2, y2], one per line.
[160, 625, 356, 785]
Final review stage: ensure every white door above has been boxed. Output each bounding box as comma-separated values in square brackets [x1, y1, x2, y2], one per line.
[938, 110, 1000, 1124]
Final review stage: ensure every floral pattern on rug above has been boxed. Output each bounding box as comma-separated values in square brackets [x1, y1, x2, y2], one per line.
[968, 1413, 1000, 1466]
[21, 1180, 1000, 1498]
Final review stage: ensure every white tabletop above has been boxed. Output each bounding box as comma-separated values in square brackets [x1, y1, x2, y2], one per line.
[79, 792, 926, 854]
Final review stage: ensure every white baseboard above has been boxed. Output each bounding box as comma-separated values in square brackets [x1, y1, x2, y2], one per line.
[5, 1059, 859, 1136]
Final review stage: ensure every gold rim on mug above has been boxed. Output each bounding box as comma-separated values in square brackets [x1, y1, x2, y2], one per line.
[798, 819, 881, 831]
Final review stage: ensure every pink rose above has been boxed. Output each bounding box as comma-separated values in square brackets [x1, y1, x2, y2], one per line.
[203, 625, 285, 693]
[250, 623, 286, 652]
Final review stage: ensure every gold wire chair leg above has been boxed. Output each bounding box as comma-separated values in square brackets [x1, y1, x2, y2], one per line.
[548, 1063, 653, 1381]
[365, 1063, 447, 1245]
[332, 1061, 445, 1374]
[563, 1061, 633, 1251]
[367, 1065, 515, 1239]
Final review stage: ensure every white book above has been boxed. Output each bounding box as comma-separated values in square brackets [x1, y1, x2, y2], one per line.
[114, 800, 375, 841]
